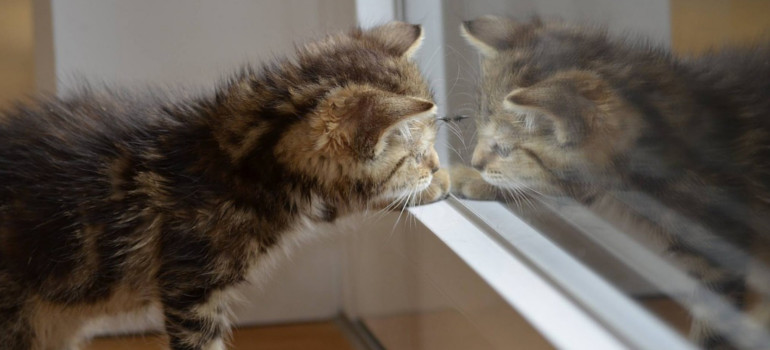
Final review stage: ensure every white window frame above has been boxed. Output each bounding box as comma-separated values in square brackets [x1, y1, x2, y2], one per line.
[354, 1, 697, 349]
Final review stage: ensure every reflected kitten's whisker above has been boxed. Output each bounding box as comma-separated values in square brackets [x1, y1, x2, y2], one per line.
[447, 144, 467, 163]
[446, 122, 469, 150]
[517, 188, 537, 208]
[441, 121, 464, 143]
[455, 106, 476, 115]
[504, 189, 521, 209]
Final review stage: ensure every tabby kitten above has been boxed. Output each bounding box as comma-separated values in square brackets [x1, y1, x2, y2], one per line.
[455, 16, 770, 347]
[0, 22, 448, 350]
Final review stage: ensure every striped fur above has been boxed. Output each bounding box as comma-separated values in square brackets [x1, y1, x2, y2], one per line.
[0, 22, 447, 350]
[456, 16, 770, 348]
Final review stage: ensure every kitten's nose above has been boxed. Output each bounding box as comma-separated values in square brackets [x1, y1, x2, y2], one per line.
[431, 166, 440, 174]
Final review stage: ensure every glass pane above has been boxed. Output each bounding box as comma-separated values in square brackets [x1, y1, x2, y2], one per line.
[415, 1, 770, 348]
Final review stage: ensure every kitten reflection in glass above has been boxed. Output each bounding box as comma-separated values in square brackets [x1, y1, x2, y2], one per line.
[453, 15, 770, 348]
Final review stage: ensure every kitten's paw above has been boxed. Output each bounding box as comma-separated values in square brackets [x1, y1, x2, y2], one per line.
[408, 168, 451, 206]
[450, 165, 498, 200]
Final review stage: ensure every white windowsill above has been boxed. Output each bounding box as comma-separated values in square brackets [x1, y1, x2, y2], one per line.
[408, 197, 695, 350]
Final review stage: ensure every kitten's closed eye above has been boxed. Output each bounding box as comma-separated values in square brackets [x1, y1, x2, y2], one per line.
[491, 143, 512, 157]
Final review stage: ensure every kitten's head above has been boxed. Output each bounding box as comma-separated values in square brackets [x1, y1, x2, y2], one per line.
[218, 22, 439, 210]
[461, 16, 644, 196]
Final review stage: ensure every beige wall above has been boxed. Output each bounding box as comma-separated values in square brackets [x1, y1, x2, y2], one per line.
[671, 0, 770, 55]
[47, 0, 356, 91]
[0, 0, 34, 107]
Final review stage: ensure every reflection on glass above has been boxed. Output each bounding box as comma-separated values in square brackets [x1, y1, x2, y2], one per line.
[447, 11, 770, 350]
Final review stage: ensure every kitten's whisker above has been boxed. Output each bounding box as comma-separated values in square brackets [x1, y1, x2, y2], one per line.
[390, 191, 411, 232]
[444, 45, 481, 78]
[369, 192, 407, 223]
[405, 188, 420, 228]
[386, 192, 412, 242]
[384, 197, 403, 211]
[446, 61, 464, 100]
[423, 45, 443, 76]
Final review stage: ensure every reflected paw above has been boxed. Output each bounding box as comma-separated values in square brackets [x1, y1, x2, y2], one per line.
[450, 165, 498, 200]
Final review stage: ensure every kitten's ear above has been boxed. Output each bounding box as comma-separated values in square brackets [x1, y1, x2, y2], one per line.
[316, 87, 436, 156]
[368, 21, 424, 58]
[461, 16, 518, 57]
[355, 93, 436, 156]
[503, 71, 609, 146]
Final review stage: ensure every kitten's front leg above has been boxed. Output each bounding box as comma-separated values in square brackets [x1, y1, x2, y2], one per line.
[161, 284, 230, 350]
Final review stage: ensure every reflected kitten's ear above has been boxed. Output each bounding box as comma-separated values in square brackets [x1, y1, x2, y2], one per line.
[461, 15, 519, 57]
[503, 70, 609, 146]
[316, 86, 436, 156]
[367, 21, 424, 59]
